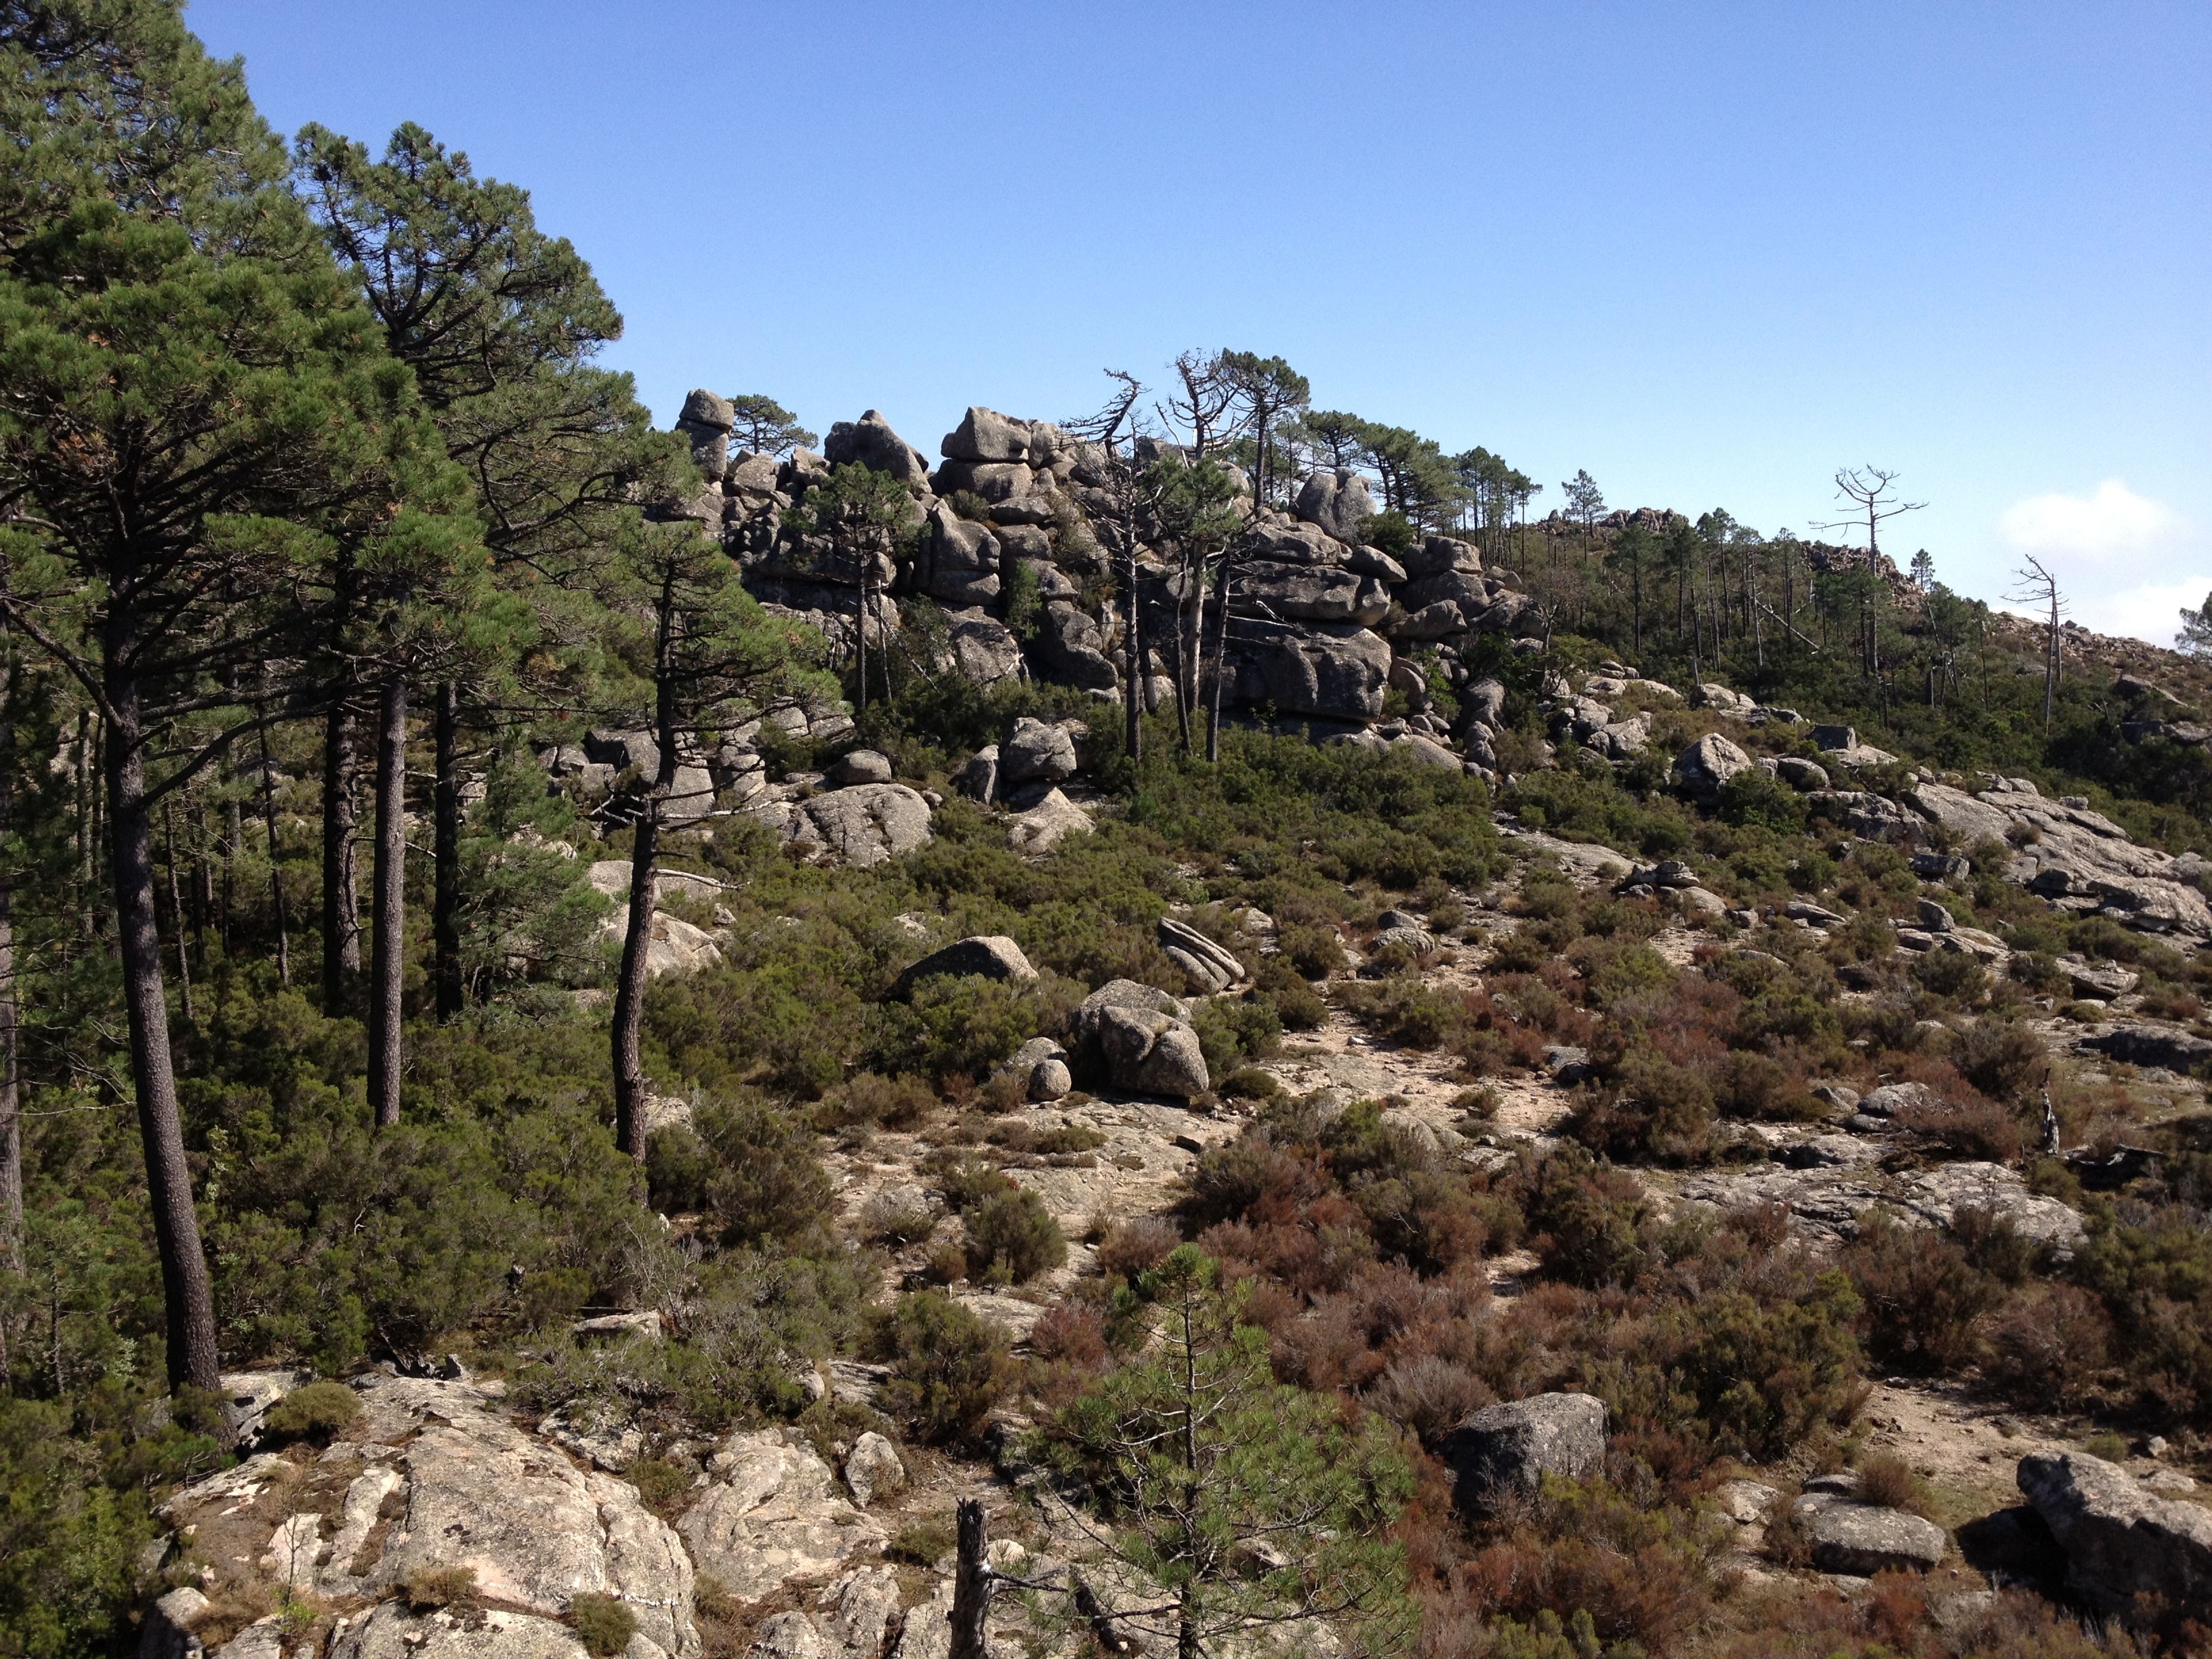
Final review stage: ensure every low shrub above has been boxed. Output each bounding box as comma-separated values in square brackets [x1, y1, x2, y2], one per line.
[1097, 1216, 1182, 1281]
[403, 1564, 478, 1612]
[569, 1592, 637, 1657]
[1843, 1211, 2003, 1374]
[1985, 1284, 2113, 1410]
[859, 1190, 938, 1246]
[263, 1380, 361, 1444]
[1853, 1450, 1936, 1519]
[865, 1290, 1014, 1443]
[962, 1183, 1067, 1284]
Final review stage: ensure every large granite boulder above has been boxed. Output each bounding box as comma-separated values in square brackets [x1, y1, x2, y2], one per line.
[1674, 733, 1755, 800]
[1232, 623, 1390, 722]
[1006, 788, 1094, 855]
[1002, 716, 1078, 784]
[1292, 470, 1377, 544]
[916, 506, 1000, 606]
[159, 1376, 698, 1657]
[941, 406, 1033, 464]
[1442, 1393, 1607, 1515]
[895, 935, 1038, 994]
[1236, 561, 1374, 624]
[1403, 535, 1483, 578]
[1071, 980, 1208, 1099]
[943, 609, 1025, 688]
[2018, 1451, 2212, 1618]
[680, 1429, 887, 1604]
[1790, 1492, 1948, 1574]
[823, 410, 933, 493]
[799, 784, 933, 867]
[1029, 602, 1119, 692]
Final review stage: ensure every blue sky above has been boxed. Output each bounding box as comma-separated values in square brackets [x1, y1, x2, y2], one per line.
[188, 1, 2211, 644]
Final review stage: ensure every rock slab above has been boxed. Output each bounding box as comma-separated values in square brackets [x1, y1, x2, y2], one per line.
[2018, 1450, 2212, 1618]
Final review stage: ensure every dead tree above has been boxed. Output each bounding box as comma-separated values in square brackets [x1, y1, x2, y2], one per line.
[2007, 555, 2068, 726]
[1822, 466, 1927, 564]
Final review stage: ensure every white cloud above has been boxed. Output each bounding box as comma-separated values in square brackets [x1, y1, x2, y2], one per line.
[1992, 479, 2207, 648]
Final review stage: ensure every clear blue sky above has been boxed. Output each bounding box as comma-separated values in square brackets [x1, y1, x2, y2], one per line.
[188, 1, 2211, 644]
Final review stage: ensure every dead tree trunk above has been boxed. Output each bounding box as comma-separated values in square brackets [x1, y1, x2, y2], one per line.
[367, 671, 407, 1128]
[951, 1499, 993, 1659]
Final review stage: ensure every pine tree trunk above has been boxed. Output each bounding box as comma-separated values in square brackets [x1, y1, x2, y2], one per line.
[1205, 562, 1233, 763]
[258, 726, 289, 987]
[104, 673, 222, 1397]
[163, 802, 193, 1027]
[367, 671, 407, 1130]
[322, 691, 360, 1008]
[0, 631, 21, 1298]
[1123, 548, 1143, 764]
[433, 680, 462, 1022]
[611, 807, 658, 1163]
[950, 1499, 992, 1659]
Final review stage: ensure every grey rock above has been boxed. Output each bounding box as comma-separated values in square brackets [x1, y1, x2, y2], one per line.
[1691, 682, 1755, 712]
[798, 785, 934, 867]
[2077, 1023, 2212, 1073]
[1006, 788, 1093, 855]
[142, 1587, 209, 1659]
[1002, 716, 1078, 784]
[1915, 897, 1957, 933]
[1443, 1393, 1607, 1514]
[1465, 678, 1509, 727]
[820, 1570, 903, 1659]
[1292, 469, 1377, 544]
[916, 505, 1000, 605]
[1860, 1082, 1940, 1117]
[1092, 1004, 1210, 1098]
[944, 609, 1025, 689]
[1344, 544, 1408, 581]
[682, 1429, 886, 1605]
[1235, 560, 1374, 624]
[1395, 733, 1464, 771]
[2055, 955, 2138, 1000]
[1913, 852, 1973, 881]
[586, 726, 661, 778]
[1031, 602, 1120, 692]
[896, 936, 1038, 993]
[1160, 917, 1242, 989]
[955, 744, 999, 803]
[1391, 600, 1467, 640]
[1785, 899, 1848, 926]
[932, 457, 1031, 504]
[1232, 623, 1391, 722]
[682, 389, 735, 430]
[1775, 755, 1831, 792]
[1811, 723, 1859, 752]
[1674, 733, 1755, 799]
[1792, 1494, 1948, 1574]
[1372, 925, 1438, 956]
[1404, 535, 1484, 577]
[823, 410, 932, 493]
[842, 1431, 905, 1508]
[827, 750, 893, 787]
[751, 1611, 830, 1659]
[328, 1604, 592, 1658]
[2018, 1451, 2212, 1618]
[941, 407, 1032, 464]
[573, 1310, 664, 1343]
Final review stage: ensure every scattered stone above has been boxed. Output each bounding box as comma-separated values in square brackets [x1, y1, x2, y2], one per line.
[573, 1311, 663, 1343]
[842, 1432, 905, 1508]
[1860, 1082, 1939, 1118]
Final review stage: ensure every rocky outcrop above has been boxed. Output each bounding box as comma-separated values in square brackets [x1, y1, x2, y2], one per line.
[679, 1429, 886, 1604]
[2018, 1451, 2212, 1618]
[2076, 1023, 2212, 1073]
[1232, 623, 1391, 722]
[1006, 788, 1093, 855]
[1158, 917, 1243, 993]
[841, 1433, 905, 1509]
[749, 784, 934, 868]
[161, 1376, 698, 1658]
[1441, 1393, 1607, 1514]
[1001, 717, 1078, 785]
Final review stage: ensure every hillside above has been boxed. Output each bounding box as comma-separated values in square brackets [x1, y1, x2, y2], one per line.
[5, 10, 2212, 1659]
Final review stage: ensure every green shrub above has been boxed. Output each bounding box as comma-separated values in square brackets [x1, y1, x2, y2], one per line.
[695, 1094, 834, 1247]
[1910, 947, 1987, 1002]
[962, 1183, 1067, 1284]
[1191, 993, 1282, 1077]
[569, 1591, 638, 1656]
[866, 1290, 1014, 1443]
[262, 1379, 361, 1443]
[1521, 1147, 1656, 1289]
[1279, 924, 1344, 981]
[1843, 1210, 2003, 1374]
[887, 1516, 956, 1566]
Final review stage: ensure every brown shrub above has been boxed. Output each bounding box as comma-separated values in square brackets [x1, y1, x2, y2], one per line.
[1095, 1215, 1181, 1281]
[1985, 1282, 2113, 1410]
[1365, 1354, 1496, 1448]
[1843, 1211, 2003, 1374]
[1853, 1450, 1937, 1519]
